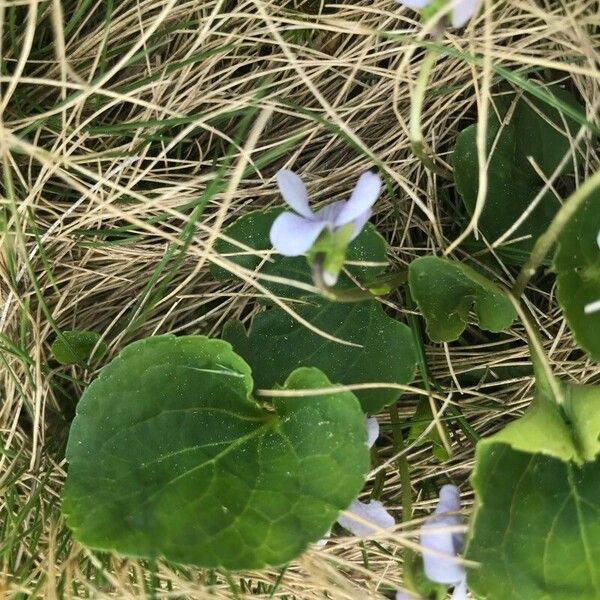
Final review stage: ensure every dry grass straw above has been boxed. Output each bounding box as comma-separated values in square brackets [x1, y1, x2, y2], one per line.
[0, 0, 599, 597]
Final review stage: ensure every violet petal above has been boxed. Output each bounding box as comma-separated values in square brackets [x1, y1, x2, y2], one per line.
[338, 499, 395, 537]
[451, 577, 468, 600]
[420, 485, 465, 585]
[451, 0, 479, 27]
[276, 170, 313, 218]
[269, 212, 327, 256]
[335, 172, 382, 226]
[396, 0, 431, 8]
[349, 208, 373, 241]
[366, 417, 379, 449]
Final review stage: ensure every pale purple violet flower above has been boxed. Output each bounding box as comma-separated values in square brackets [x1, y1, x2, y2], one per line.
[583, 230, 600, 314]
[317, 417, 395, 544]
[419, 484, 467, 600]
[269, 169, 382, 258]
[397, 0, 480, 28]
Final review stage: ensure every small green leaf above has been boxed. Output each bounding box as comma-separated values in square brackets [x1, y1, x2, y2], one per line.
[553, 188, 600, 361]
[408, 256, 516, 342]
[453, 87, 581, 264]
[211, 208, 387, 298]
[467, 443, 600, 600]
[51, 330, 108, 365]
[63, 336, 369, 569]
[223, 299, 418, 414]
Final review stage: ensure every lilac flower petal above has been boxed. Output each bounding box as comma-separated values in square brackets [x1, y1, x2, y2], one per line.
[437, 484, 461, 515]
[395, 591, 413, 600]
[269, 212, 327, 256]
[451, 0, 479, 27]
[315, 200, 345, 227]
[335, 171, 382, 226]
[451, 577, 468, 600]
[420, 486, 465, 585]
[366, 417, 379, 449]
[349, 208, 372, 241]
[421, 521, 465, 584]
[276, 170, 313, 218]
[396, 0, 431, 8]
[338, 499, 395, 537]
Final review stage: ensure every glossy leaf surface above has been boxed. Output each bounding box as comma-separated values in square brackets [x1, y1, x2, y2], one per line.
[553, 189, 600, 361]
[408, 256, 516, 342]
[224, 300, 417, 414]
[63, 336, 370, 569]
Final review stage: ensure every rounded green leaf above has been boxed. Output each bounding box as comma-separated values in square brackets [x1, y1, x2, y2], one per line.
[211, 208, 388, 298]
[553, 188, 600, 361]
[453, 88, 581, 264]
[62, 336, 369, 569]
[408, 256, 516, 342]
[223, 299, 417, 414]
[467, 443, 600, 600]
[51, 330, 108, 365]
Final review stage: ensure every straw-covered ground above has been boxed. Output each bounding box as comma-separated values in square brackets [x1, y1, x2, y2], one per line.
[0, 0, 599, 598]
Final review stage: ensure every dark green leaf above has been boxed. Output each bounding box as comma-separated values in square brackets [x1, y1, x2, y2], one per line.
[553, 188, 600, 361]
[223, 299, 417, 414]
[408, 256, 516, 342]
[453, 87, 581, 264]
[62, 336, 369, 569]
[467, 443, 600, 600]
[211, 208, 387, 299]
[50, 330, 108, 365]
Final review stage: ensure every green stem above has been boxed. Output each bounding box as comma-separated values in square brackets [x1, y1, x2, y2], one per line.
[409, 50, 453, 181]
[512, 168, 600, 297]
[388, 403, 419, 594]
[388, 404, 412, 524]
[507, 292, 564, 406]
[313, 263, 407, 303]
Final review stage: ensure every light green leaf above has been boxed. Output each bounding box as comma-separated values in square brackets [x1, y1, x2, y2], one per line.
[487, 380, 600, 464]
[211, 208, 387, 298]
[453, 87, 581, 264]
[467, 443, 600, 600]
[223, 299, 418, 414]
[408, 256, 516, 342]
[51, 330, 108, 365]
[62, 336, 369, 569]
[553, 188, 600, 361]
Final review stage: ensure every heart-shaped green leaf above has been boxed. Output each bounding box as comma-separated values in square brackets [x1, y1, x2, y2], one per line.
[223, 299, 417, 414]
[211, 208, 388, 298]
[408, 256, 516, 342]
[62, 336, 370, 569]
[453, 87, 581, 264]
[553, 188, 600, 361]
[51, 330, 108, 365]
[467, 443, 600, 600]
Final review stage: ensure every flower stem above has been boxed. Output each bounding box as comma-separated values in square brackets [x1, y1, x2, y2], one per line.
[313, 260, 407, 302]
[388, 403, 412, 524]
[512, 168, 600, 298]
[409, 50, 453, 181]
[388, 403, 418, 592]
